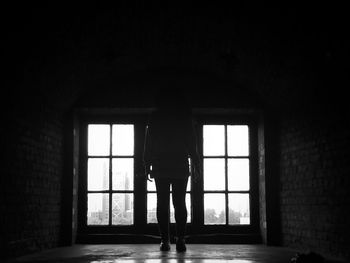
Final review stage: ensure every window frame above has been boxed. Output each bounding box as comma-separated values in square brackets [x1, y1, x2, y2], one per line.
[76, 110, 260, 239]
[77, 113, 152, 235]
[202, 124, 250, 225]
[190, 113, 260, 235]
[86, 123, 135, 226]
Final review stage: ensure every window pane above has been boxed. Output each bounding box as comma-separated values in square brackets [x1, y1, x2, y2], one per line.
[203, 125, 225, 156]
[227, 125, 249, 156]
[112, 158, 134, 190]
[88, 125, 110, 156]
[147, 193, 157, 223]
[229, 194, 250, 225]
[112, 194, 134, 225]
[228, 159, 249, 191]
[170, 193, 191, 223]
[87, 193, 109, 225]
[204, 158, 225, 190]
[112, 124, 134, 156]
[88, 158, 109, 191]
[204, 194, 226, 225]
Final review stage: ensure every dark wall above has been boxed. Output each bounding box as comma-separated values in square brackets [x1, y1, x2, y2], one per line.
[275, 6, 350, 260]
[2, 3, 350, 260]
[279, 113, 350, 261]
[1, 108, 64, 258]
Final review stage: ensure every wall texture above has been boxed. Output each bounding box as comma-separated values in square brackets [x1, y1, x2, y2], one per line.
[1, 107, 64, 258]
[279, 113, 350, 261]
[3, 3, 350, 261]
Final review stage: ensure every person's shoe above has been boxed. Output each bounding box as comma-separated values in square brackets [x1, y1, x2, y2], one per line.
[176, 237, 186, 252]
[160, 240, 171, 251]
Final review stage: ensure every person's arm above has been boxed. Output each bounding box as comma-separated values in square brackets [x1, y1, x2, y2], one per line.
[143, 124, 153, 181]
[188, 119, 202, 182]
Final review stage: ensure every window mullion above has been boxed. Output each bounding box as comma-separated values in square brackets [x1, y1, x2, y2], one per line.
[109, 124, 112, 226]
[225, 125, 229, 225]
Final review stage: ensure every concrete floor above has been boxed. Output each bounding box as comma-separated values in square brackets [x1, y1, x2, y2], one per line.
[10, 244, 301, 263]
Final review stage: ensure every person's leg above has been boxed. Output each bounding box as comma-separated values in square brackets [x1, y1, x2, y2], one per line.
[171, 177, 189, 252]
[155, 178, 171, 250]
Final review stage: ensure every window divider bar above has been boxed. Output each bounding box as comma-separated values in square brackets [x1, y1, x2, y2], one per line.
[111, 191, 135, 193]
[88, 190, 135, 193]
[87, 155, 135, 158]
[111, 155, 135, 158]
[203, 190, 250, 194]
[109, 124, 113, 226]
[225, 125, 229, 226]
[88, 190, 110, 193]
[203, 156, 249, 158]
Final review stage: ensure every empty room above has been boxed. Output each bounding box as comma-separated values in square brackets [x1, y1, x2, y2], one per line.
[2, 4, 349, 263]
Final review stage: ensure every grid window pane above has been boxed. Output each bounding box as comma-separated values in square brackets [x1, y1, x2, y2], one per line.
[112, 124, 134, 156]
[88, 125, 110, 156]
[228, 194, 250, 225]
[204, 158, 225, 190]
[112, 194, 134, 225]
[88, 158, 109, 191]
[204, 194, 226, 225]
[228, 159, 250, 191]
[112, 158, 134, 190]
[170, 193, 191, 223]
[203, 125, 225, 156]
[227, 125, 249, 156]
[147, 193, 157, 223]
[87, 193, 109, 225]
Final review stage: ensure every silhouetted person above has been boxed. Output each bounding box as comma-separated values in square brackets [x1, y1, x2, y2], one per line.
[143, 88, 201, 252]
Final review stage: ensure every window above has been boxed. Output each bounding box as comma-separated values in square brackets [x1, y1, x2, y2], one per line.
[86, 124, 135, 226]
[77, 112, 258, 241]
[203, 125, 250, 225]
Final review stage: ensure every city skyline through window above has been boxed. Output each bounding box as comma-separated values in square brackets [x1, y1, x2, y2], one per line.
[85, 123, 251, 227]
[203, 125, 250, 225]
[87, 124, 134, 226]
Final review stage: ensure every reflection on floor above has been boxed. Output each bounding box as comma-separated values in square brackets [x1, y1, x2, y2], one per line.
[10, 244, 300, 263]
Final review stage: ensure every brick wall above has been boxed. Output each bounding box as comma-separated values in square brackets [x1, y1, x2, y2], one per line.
[1, 107, 64, 258]
[279, 114, 350, 261]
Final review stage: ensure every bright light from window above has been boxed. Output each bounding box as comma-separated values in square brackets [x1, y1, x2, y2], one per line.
[112, 158, 134, 190]
[147, 178, 191, 192]
[170, 194, 191, 223]
[204, 194, 226, 224]
[87, 123, 135, 226]
[147, 193, 157, 224]
[88, 158, 109, 191]
[227, 125, 249, 156]
[228, 159, 249, 191]
[88, 125, 110, 156]
[147, 193, 191, 224]
[203, 124, 250, 225]
[87, 193, 109, 225]
[112, 194, 134, 225]
[112, 124, 134, 156]
[229, 194, 250, 225]
[203, 158, 225, 190]
[203, 125, 225, 156]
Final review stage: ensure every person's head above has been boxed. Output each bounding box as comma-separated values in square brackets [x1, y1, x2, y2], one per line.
[153, 88, 191, 115]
